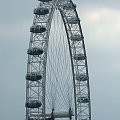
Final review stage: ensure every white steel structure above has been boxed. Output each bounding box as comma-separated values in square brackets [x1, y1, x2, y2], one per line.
[25, 0, 91, 120]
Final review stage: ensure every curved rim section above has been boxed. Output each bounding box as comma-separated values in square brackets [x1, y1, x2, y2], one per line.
[57, 0, 91, 120]
[26, 1, 55, 120]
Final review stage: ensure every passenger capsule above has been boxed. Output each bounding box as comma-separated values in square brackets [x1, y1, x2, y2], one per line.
[28, 118, 41, 120]
[77, 97, 89, 103]
[67, 17, 80, 24]
[28, 118, 43, 120]
[30, 25, 46, 33]
[74, 54, 86, 60]
[25, 100, 42, 108]
[76, 74, 88, 81]
[38, 0, 52, 2]
[63, 3, 76, 10]
[26, 72, 42, 81]
[28, 118, 36, 120]
[34, 7, 49, 15]
[41, 118, 52, 120]
[70, 34, 83, 41]
[27, 47, 43, 55]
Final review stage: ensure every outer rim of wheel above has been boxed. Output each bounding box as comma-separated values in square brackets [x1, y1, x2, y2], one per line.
[26, 1, 55, 120]
[58, 1, 91, 120]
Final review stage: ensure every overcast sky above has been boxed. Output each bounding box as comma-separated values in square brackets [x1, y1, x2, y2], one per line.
[0, 0, 120, 120]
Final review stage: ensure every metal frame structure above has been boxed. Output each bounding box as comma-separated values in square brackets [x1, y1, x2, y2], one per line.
[25, 0, 91, 120]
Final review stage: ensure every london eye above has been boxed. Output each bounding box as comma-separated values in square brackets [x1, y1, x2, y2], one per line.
[25, 0, 91, 120]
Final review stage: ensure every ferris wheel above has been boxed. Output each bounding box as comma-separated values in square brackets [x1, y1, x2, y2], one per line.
[25, 0, 91, 120]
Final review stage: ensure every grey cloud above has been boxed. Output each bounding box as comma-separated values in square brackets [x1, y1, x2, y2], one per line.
[73, 0, 120, 9]
[74, 3, 120, 120]
[0, 0, 37, 23]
